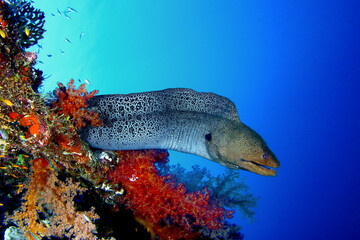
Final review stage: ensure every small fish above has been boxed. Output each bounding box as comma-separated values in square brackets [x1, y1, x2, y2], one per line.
[43, 74, 52, 79]
[9, 173, 18, 178]
[57, 8, 62, 16]
[64, 13, 71, 20]
[67, 7, 78, 13]
[0, 129, 9, 140]
[29, 231, 42, 240]
[65, 38, 71, 43]
[63, 151, 82, 156]
[24, 26, 30, 36]
[85, 79, 90, 85]
[47, 54, 52, 57]
[12, 164, 27, 170]
[0, 29, 6, 38]
[80, 32, 84, 39]
[60, 49, 65, 54]
[37, 60, 44, 64]
[83, 214, 91, 223]
[13, 184, 23, 194]
[51, 13, 55, 16]
[41, 220, 51, 228]
[37, 44, 43, 49]
[1, 99, 13, 106]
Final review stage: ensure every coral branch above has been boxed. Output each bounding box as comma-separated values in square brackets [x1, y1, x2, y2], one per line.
[53, 79, 102, 128]
[5, 158, 99, 239]
[108, 150, 232, 239]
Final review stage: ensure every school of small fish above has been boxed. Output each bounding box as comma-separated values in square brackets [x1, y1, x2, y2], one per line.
[35, 6, 90, 85]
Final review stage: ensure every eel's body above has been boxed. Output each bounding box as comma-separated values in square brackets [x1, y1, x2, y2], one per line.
[80, 88, 280, 176]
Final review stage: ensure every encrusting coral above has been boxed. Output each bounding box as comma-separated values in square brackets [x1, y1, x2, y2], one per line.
[0, 1, 254, 239]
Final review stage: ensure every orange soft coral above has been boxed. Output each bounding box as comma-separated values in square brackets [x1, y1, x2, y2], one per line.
[53, 79, 102, 128]
[108, 150, 232, 239]
[6, 158, 99, 239]
[54, 133, 81, 153]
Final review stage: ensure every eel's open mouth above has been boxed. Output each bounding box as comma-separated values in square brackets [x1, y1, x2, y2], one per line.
[243, 160, 278, 176]
[223, 159, 278, 176]
[228, 159, 280, 177]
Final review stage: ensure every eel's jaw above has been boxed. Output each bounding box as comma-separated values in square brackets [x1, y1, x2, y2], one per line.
[218, 156, 279, 176]
[240, 159, 278, 176]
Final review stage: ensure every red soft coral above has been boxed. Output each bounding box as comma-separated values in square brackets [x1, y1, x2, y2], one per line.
[53, 79, 102, 128]
[108, 150, 231, 239]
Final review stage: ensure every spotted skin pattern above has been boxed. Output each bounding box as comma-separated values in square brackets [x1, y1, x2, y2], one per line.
[81, 88, 279, 176]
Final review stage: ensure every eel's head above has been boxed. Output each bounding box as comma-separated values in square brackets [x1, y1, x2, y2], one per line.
[205, 121, 280, 176]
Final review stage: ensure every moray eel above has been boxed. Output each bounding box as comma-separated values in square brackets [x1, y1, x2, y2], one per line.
[80, 88, 280, 176]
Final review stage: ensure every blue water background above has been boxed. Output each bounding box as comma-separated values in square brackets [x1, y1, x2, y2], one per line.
[30, 0, 360, 239]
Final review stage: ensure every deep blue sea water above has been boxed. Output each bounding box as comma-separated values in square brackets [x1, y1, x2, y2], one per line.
[30, 0, 360, 239]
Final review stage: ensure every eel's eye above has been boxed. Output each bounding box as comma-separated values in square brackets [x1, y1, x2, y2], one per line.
[262, 154, 268, 159]
[205, 133, 212, 141]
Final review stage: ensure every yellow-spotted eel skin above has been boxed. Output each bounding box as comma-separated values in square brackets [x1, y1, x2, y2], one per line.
[80, 88, 280, 176]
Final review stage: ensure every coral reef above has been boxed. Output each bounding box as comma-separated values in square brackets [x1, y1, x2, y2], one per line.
[108, 150, 233, 239]
[5, 158, 99, 239]
[0, 1, 255, 239]
[52, 79, 102, 128]
[158, 164, 259, 220]
[2, 0, 45, 48]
